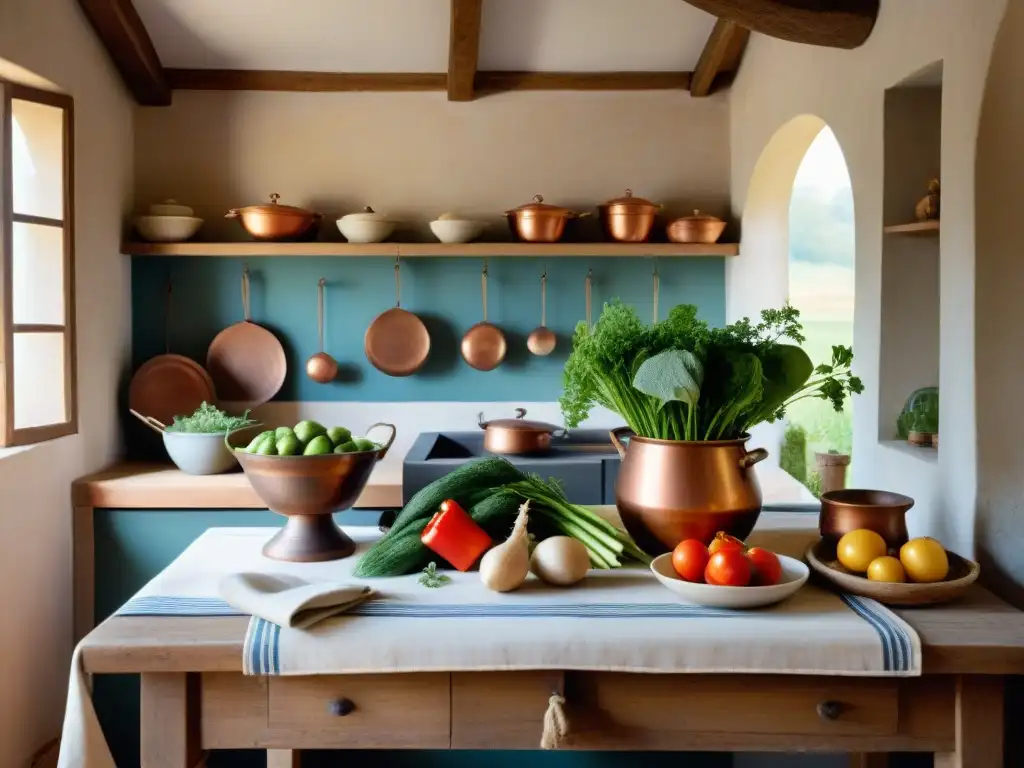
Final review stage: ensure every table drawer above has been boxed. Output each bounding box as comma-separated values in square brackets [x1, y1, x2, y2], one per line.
[268, 673, 450, 749]
[572, 674, 899, 745]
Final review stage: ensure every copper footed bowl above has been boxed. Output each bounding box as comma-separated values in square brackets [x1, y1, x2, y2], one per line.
[229, 423, 396, 562]
[818, 488, 913, 550]
[610, 428, 769, 555]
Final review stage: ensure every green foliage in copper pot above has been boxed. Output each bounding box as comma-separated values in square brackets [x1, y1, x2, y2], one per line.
[560, 301, 863, 441]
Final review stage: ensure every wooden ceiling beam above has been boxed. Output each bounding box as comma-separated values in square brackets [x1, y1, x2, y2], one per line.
[166, 70, 693, 94]
[690, 19, 750, 97]
[77, 0, 170, 106]
[447, 0, 483, 101]
[681, 0, 878, 49]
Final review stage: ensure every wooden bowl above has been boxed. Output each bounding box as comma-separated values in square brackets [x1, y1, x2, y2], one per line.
[805, 538, 979, 606]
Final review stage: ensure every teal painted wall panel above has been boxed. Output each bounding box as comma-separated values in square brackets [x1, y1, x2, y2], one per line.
[131, 256, 725, 402]
[92, 509, 728, 768]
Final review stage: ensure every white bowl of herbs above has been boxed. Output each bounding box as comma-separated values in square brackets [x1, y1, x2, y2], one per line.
[160, 403, 260, 475]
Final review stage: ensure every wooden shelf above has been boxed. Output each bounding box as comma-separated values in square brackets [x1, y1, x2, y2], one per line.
[883, 220, 940, 235]
[122, 241, 739, 257]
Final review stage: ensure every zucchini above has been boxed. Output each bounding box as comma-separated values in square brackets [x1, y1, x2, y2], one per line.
[468, 490, 521, 540]
[388, 458, 524, 535]
[355, 519, 433, 577]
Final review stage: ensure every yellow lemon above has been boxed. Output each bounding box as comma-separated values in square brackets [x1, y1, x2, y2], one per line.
[899, 537, 949, 583]
[867, 556, 905, 583]
[836, 529, 888, 573]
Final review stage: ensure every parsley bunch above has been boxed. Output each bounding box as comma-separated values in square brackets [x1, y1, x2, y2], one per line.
[165, 402, 257, 434]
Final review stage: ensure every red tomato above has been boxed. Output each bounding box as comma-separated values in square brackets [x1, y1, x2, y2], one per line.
[671, 539, 710, 582]
[746, 547, 783, 586]
[708, 531, 745, 555]
[705, 549, 752, 587]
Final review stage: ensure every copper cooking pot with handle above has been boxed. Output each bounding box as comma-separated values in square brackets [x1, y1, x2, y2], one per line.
[226, 193, 321, 241]
[610, 428, 769, 555]
[598, 189, 662, 242]
[504, 195, 589, 243]
[479, 408, 566, 454]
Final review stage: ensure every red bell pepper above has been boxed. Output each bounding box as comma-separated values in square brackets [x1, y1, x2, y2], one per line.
[421, 499, 492, 572]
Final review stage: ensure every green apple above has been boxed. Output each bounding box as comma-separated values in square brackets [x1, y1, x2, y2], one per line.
[275, 426, 295, 441]
[334, 440, 358, 454]
[293, 420, 327, 445]
[242, 430, 274, 453]
[256, 437, 278, 455]
[303, 435, 333, 456]
[276, 435, 301, 456]
[326, 426, 352, 447]
[352, 438, 378, 452]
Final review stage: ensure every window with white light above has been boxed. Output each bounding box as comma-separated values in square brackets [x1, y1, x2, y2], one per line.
[1, 80, 76, 446]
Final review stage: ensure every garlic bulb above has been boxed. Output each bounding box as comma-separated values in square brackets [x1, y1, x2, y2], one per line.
[479, 501, 531, 592]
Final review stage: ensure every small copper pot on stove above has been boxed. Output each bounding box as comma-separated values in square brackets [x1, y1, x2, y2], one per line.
[479, 408, 566, 455]
[598, 189, 662, 242]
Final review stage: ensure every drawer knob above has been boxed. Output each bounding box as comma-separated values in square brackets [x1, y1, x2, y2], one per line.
[816, 700, 843, 721]
[327, 697, 355, 717]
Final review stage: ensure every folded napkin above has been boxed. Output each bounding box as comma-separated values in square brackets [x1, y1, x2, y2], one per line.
[219, 573, 373, 629]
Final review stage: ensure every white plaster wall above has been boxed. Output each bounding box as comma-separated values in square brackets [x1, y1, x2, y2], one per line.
[0, 0, 133, 762]
[728, 0, 1008, 557]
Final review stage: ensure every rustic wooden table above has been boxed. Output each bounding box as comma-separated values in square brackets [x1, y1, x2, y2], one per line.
[74, 508, 1024, 768]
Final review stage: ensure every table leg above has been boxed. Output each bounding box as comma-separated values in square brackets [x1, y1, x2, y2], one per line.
[935, 675, 1004, 768]
[267, 751, 300, 768]
[141, 673, 203, 768]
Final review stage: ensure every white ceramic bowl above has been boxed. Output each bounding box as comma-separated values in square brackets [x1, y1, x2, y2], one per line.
[429, 219, 487, 244]
[650, 552, 809, 609]
[336, 218, 396, 244]
[135, 215, 204, 242]
[161, 431, 240, 475]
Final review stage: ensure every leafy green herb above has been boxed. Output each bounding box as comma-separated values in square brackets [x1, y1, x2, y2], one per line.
[560, 301, 862, 441]
[165, 402, 257, 434]
[418, 562, 451, 588]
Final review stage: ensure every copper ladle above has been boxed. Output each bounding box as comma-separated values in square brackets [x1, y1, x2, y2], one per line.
[461, 260, 507, 371]
[306, 278, 338, 383]
[527, 269, 556, 356]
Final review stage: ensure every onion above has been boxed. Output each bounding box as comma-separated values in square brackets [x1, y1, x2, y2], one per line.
[479, 501, 531, 592]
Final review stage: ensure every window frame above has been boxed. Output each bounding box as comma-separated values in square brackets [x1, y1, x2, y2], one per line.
[0, 80, 77, 447]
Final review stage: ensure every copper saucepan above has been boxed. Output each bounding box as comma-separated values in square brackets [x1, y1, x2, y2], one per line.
[461, 262, 506, 371]
[504, 195, 589, 243]
[479, 408, 566, 455]
[226, 193, 321, 241]
[598, 189, 662, 243]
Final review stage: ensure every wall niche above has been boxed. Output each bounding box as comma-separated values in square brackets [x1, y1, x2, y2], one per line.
[879, 61, 943, 455]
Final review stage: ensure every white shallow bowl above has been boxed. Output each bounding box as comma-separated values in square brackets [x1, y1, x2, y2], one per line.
[336, 218, 396, 244]
[650, 552, 809, 609]
[429, 219, 486, 244]
[162, 430, 251, 475]
[135, 215, 204, 242]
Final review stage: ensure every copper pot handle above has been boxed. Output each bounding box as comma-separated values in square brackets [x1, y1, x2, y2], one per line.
[366, 422, 397, 458]
[739, 448, 769, 470]
[609, 427, 632, 458]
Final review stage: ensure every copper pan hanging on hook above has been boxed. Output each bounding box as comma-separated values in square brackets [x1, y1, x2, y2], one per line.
[365, 257, 431, 377]
[461, 259, 507, 371]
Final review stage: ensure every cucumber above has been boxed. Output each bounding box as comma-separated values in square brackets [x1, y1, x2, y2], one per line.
[467, 490, 521, 540]
[355, 519, 434, 577]
[388, 457, 524, 536]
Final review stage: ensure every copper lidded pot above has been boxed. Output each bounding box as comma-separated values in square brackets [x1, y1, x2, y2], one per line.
[819, 489, 914, 550]
[666, 210, 727, 244]
[610, 428, 769, 555]
[226, 193, 321, 241]
[479, 408, 566, 455]
[598, 189, 662, 242]
[504, 195, 589, 243]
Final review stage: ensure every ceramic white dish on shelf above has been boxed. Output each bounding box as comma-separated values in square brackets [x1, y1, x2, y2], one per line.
[337, 206, 396, 243]
[650, 552, 809, 609]
[134, 199, 204, 242]
[429, 218, 487, 244]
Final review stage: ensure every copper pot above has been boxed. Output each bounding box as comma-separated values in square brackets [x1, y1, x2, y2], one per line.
[598, 189, 661, 242]
[819, 489, 914, 550]
[479, 408, 565, 455]
[226, 193, 321, 241]
[666, 210, 727, 244]
[610, 428, 768, 555]
[504, 195, 589, 243]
